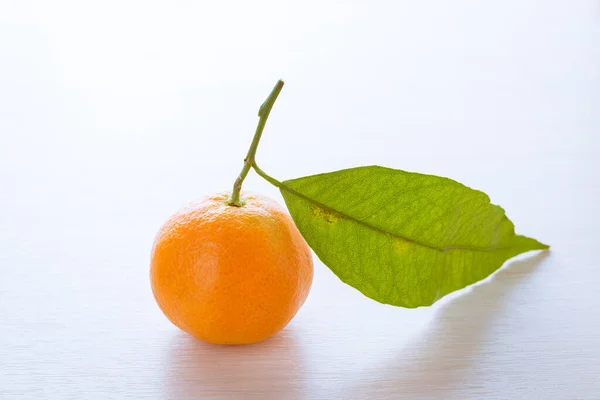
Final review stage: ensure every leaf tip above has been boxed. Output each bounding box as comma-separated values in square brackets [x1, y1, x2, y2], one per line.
[517, 235, 550, 252]
[532, 238, 550, 251]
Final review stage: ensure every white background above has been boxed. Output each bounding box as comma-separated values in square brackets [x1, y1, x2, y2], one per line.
[1, 1, 598, 398]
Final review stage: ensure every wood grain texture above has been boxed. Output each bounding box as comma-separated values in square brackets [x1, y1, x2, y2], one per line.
[1, 1, 598, 399]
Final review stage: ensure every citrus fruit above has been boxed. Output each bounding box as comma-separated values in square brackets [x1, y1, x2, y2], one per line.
[150, 192, 313, 344]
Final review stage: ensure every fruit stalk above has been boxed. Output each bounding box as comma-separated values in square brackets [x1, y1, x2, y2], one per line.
[226, 80, 285, 206]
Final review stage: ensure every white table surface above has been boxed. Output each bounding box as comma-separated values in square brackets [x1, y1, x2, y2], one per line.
[1, 1, 599, 399]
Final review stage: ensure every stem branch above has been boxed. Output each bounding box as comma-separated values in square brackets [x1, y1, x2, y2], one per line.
[252, 162, 284, 189]
[226, 80, 284, 206]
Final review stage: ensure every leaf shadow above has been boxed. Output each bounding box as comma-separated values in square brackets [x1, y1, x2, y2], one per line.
[162, 326, 307, 400]
[341, 251, 550, 398]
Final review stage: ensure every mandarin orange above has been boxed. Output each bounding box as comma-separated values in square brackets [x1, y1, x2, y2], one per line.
[150, 192, 313, 344]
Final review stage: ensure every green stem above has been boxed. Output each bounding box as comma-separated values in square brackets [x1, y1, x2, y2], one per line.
[226, 80, 285, 206]
[252, 162, 284, 189]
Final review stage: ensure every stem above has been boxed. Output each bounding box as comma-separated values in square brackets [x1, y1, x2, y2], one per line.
[226, 80, 285, 206]
[252, 162, 284, 189]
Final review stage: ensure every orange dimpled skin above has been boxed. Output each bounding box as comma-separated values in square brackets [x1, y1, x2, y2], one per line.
[150, 192, 313, 344]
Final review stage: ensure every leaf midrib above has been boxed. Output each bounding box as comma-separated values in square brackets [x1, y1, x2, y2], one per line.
[280, 181, 512, 253]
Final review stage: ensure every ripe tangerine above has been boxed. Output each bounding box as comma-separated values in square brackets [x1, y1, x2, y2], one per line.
[150, 192, 313, 344]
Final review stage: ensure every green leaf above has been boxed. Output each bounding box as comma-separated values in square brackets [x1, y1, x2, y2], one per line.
[278, 165, 548, 308]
